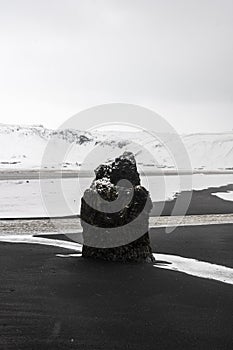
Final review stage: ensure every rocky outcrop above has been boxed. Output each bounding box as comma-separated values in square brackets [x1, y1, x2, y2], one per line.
[81, 152, 155, 263]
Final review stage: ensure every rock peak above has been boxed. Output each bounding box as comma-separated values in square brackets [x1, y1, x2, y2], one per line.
[94, 151, 140, 188]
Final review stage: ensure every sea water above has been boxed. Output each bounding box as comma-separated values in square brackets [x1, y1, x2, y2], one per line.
[0, 174, 232, 218]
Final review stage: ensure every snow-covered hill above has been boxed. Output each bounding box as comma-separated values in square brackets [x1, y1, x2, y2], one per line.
[0, 124, 131, 170]
[0, 123, 232, 171]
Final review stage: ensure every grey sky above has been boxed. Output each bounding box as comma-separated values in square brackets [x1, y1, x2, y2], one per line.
[0, 0, 232, 132]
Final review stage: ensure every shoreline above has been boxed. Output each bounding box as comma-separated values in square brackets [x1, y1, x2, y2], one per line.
[1, 214, 233, 236]
[0, 168, 233, 180]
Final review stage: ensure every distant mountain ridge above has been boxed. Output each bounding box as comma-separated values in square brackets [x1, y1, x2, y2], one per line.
[0, 123, 232, 171]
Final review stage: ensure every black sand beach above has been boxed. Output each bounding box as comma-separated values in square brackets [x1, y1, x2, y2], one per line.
[1, 223, 233, 349]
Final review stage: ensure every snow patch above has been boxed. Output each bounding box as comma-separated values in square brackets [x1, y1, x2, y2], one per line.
[212, 191, 233, 202]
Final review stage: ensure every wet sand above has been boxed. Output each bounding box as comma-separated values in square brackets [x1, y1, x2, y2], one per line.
[1, 224, 233, 349]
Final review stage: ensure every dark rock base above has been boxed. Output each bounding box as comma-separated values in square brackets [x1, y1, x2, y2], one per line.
[82, 233, 155, 263]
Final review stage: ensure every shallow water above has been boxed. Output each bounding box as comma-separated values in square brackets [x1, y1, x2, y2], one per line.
[0, 174, 232, 218]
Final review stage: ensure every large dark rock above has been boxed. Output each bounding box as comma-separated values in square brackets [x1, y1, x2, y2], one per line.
[81, 152, 155, 263]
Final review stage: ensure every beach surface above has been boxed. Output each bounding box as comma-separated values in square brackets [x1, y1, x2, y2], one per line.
[1, 224, 233, 350]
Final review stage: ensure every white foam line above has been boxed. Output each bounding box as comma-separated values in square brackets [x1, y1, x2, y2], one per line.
[153, 253, 233, 285]
[0, 235, 82, 252]
[1, 235, 233, 286]
[56, 253, 82, 258]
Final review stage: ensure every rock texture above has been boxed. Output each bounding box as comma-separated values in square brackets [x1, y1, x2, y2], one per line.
[81, 152, 155, 263]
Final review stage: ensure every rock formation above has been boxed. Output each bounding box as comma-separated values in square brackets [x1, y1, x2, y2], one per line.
[81, 152, 155, 263]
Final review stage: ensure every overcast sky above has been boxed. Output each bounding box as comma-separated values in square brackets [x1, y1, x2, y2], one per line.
[0, 0, 232, 133]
